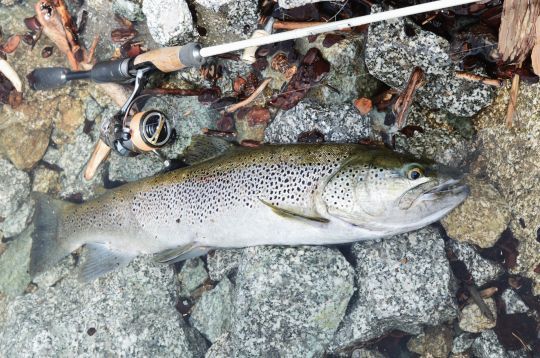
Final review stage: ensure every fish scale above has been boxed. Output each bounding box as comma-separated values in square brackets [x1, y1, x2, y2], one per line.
[29, 143, 468, 281]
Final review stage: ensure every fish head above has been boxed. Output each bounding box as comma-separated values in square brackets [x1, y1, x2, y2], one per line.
[322, 149, 469, 234]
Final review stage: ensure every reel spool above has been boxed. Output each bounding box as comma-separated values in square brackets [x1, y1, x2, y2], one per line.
[127, 110, 173, 153]
[101, 109, 174, 157]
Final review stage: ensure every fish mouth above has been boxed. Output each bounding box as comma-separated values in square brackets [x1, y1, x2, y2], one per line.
[398, 178, 469, 210]
[420, 179, 469, 201]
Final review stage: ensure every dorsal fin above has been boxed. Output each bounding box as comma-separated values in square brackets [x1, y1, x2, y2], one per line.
[182, 135, 233, 165]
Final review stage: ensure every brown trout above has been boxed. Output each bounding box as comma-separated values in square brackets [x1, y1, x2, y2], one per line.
[30, 140, 468, 281]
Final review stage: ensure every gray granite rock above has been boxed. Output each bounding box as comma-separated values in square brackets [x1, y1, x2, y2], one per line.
[265, 100, 372, 144]
[407, 325, 453, 358]
[365, 6, 494, 117]
[0, 158, 31, 237]
[471, 330, 508, 358]
[112, 0, 144, 21]
[207, 249, 243, 281]
[0, 158, 29, 218]
[472, 83, 540, 294]
[447, 240, 503, 286]
[452, 333, 475, 354]
[458, 298, 497, 333]
[178, 258, 209, 297]
[42, 128, 102, 200]
[442, 178, 511, 248]
[205, 333, 233, 358]
[0, 225, 32, 296]
[351, 348, 385, 358]
[142, 0, 194, 46]
[230, 246, 354, 357]
[296, 34, 380, 105]
[332, 227, 457, 350]
[190, 277, 233, 342]
[1, 199, 33, 238]
[501, 289, 529, 314]
[391, 106, 473, 167]
[0, 257, 208, 357]
[193, 0, 258, 46]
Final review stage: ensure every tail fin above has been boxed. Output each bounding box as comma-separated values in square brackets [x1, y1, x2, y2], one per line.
[29, 194, 73, 277]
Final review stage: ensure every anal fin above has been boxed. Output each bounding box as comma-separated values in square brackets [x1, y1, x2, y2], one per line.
[79, 243, 136, 282]
[258, 198, 329, 223]
[153, 243, 210, 264]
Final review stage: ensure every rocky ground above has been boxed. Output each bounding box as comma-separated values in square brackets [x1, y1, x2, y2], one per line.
[0, 0, 539, 357]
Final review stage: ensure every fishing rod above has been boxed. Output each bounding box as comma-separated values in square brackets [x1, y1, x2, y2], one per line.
[28, 0, 481, 179]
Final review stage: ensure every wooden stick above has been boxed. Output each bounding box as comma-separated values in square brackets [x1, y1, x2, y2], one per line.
[143, 88, 202, 96]
[467, 285, 495, 321]
[455, 71, 504, 87]
[225, 78, 272, 113]
[506, 68, 521, 127]
[36, 0, 79, 70]
[86, 35, 100, 64]
[393, 67, 424, 129]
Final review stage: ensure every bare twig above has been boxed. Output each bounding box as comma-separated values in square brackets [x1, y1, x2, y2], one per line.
[393, 67, 424, 129]
[421, 12, 438, 25]
[0, 58, 23, 92]
[455, 71, 503, 87]
[36, 0, 79, 70]
[86, 35, 100, 64]
[506, 70, 521, 128]
[142, 88, 202, 96]
[225, 78, 272, 113]
[202, 128, 237, 138]
[467, 285, 495, 321]
[511, 332, 532, 351]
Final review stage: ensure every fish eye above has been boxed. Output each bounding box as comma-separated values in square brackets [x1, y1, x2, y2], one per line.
[407, 167, 423, 180]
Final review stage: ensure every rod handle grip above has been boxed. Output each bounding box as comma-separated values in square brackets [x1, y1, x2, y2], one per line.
[133, 43, 204, 72]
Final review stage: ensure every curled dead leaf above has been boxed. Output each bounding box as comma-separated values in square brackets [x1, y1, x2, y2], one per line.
[0, 35, 21, 54]
[8, 90, 23, 108]
[111, 28, 137, 44]
[353, 97, 372, 115]
[41, 46, 53, 58]
[24, 16, 42, 31]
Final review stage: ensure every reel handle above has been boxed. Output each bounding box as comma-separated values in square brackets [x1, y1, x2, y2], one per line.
[84, 139, 111, 181]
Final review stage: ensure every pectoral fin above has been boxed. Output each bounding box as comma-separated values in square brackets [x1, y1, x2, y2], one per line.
[79, 243, 136, 282]
[258, 198, 329, 223]
[153, 243, 210, 264]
